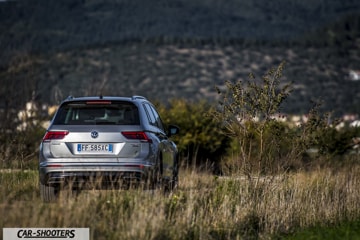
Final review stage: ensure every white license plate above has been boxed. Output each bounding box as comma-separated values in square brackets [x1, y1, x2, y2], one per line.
[77, 144, 113, 153]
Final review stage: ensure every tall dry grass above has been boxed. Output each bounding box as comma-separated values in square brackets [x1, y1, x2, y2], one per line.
[1, 166, 360, 239]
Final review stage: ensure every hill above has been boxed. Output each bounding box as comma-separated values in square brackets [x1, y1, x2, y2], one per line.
[1, 0, 359, 65]
[0, 0, 360, 117]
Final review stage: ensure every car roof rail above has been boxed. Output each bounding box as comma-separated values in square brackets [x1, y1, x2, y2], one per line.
[132, 95, 147, 100]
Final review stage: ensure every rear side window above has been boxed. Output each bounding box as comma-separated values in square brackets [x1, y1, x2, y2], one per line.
[143, 103, 165, 131]
[53, 101, 140, 125]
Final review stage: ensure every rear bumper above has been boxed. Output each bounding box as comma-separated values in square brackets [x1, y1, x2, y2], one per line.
[39, 161, 155, 187]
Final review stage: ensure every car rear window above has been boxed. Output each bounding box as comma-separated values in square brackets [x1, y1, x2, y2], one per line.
[52, 101, 140, 125]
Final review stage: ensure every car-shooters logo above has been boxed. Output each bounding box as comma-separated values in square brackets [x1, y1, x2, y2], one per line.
[3, 228, 89, 240]
[17, 229, 75, 238]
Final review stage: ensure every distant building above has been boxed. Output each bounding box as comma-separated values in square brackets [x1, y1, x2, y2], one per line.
[17, 101, 38, 131]
[270, 113, 287, 122]
[350, 120, 360, 127]
[349, 70, 360, 81]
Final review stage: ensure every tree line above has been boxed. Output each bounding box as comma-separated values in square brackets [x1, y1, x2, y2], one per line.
[2, 62, 360, 174]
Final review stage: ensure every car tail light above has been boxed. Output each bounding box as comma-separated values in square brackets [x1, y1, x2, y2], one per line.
[86, 100, 111, 105]
[43, 131, 69, 141]
[121, 131, 152, 143]
[124, 164, 145, 169]
[47, 164, 63, 168]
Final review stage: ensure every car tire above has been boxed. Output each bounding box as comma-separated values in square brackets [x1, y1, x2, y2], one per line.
[154, 156, 163, 190]
[171, 165, 179, 190]
[165, 159, 179, 192]
[40, 182, 59, 202]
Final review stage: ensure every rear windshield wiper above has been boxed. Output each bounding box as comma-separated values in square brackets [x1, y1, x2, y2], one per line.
[95, 120, 116, 125]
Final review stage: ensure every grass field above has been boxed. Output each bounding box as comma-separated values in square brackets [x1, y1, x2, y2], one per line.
[1, 167, 360, 240]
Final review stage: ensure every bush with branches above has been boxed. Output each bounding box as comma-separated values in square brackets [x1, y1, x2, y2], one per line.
[210, 61, 297, 175]
[157, 99, 230, 173]
[209, 61, 360, 176]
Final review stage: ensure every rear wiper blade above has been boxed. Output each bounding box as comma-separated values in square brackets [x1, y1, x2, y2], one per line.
[95, 121, 116, 125]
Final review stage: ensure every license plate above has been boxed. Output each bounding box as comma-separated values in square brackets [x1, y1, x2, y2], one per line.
[77, 144, 113, 153]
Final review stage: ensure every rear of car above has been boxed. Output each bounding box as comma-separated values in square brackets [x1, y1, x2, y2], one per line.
[39, 96, 179, 201]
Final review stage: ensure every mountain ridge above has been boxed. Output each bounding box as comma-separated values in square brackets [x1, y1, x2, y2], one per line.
[0, 0, 360, 117]
[1, 0, 359, 63]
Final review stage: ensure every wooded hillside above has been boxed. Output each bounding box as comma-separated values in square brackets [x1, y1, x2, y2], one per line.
[0, 0, 359, 116]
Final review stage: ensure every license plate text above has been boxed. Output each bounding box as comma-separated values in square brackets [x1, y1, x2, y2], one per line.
[77, 144, 113, 153]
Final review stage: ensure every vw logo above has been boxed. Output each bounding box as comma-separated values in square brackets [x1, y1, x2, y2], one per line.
[91, 131, 99, 139]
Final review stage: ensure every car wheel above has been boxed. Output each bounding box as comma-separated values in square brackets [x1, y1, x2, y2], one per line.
[40, 182, 59, 202]
[146, 157, 162, 190]
[165, 159, 179, 192]
[171, 165, 179, 190]
[155, 158, 163, 189]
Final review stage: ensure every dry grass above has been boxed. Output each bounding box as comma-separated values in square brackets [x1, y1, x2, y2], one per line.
[1, 166, 360, 239]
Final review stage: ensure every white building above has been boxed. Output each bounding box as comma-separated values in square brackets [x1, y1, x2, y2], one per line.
[349, 70, 360, 81]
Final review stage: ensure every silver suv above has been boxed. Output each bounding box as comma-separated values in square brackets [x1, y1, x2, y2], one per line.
[39, 96, 179, 201]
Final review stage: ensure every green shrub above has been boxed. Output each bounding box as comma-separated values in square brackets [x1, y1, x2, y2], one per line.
[157, 99, 230, 172]
[210, 62, 360, 175]
[210, 61, 296, 175]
